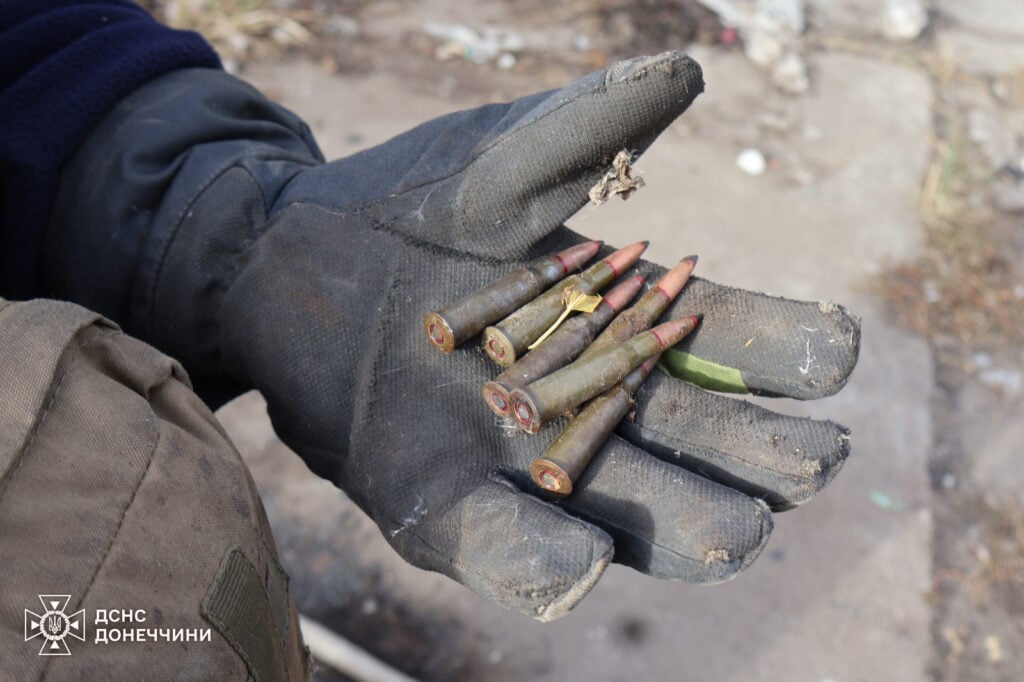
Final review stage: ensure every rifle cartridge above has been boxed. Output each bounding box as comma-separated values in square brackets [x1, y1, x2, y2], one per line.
[482, 241, 649, 366]
[530, 356, 661, 496]
[423, 241, 601, 352]
[510, 315, 700, 434]
[579, 254, 697, 361]
[481, 276, 643, 418]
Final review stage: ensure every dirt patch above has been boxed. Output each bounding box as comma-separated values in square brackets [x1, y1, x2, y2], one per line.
[927, 355, 1024, 682]
[930, 487, 1024, 679]
[273, 517, 538, 682]
[146, 0, 723, 99]
[875, 88, 1024, 358]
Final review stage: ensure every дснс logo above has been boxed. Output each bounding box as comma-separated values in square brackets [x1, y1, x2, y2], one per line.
[24, 595, 86, 656]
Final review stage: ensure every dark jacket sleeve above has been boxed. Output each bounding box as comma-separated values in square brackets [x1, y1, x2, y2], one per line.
[0, 0, 221, 299]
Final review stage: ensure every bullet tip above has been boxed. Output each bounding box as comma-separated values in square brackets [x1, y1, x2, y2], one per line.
[603, 241, 649, 277]
[604, 275, 645, 312]
[654, 255, 698, 300]
[650, 315, 701, 348]
[557, 240, 604, 273]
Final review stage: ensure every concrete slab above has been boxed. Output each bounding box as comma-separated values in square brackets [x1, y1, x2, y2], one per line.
[937, 30, 1024, 78]
[960, 382, 1024, 497]
[807, 0, 914, 42]
[219, 44, 936, 681]
[570, 47, 931, 298]
[935, 0, 1024, 40]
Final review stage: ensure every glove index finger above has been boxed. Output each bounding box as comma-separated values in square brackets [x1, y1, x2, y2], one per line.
[660, 277, 861, 400]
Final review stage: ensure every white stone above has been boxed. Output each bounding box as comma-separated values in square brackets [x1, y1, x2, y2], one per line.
[736, 148, 768, 175]
[883, 0, 929, 42]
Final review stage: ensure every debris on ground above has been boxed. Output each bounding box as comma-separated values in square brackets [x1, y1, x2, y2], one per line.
[149, 0, 321, 68]
[869, 489, 905, 511]
[881, 0, 929, 43]
[736, 147, 768, 175]
[695, 0, 809, 93]
[423, 22, 524, 68]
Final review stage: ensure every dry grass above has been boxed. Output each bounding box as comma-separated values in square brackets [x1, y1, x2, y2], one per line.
[809, 41, 1024, 353]
[932, 495, 1024, 612]
[875, 63, 1024, 353]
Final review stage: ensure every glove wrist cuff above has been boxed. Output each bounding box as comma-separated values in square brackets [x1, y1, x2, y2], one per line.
[43, 68, 322, 362]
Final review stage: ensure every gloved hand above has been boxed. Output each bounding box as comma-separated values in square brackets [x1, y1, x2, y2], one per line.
[44, 51, 858, 620]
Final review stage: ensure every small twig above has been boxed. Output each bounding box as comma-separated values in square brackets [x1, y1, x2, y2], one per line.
[299, 614, 418, 682]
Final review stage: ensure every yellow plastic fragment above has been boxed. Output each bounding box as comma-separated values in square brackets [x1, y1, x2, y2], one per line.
[527, 287, 603, 350]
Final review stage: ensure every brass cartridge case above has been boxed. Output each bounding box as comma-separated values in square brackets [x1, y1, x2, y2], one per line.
[579, 255, 697, 361]
[481, 276, 643, 418]
[510, 316, 700, 434]
[423, 241, 601, 352]
[530, 356, 661, 496]
[482, 241, 649, 367]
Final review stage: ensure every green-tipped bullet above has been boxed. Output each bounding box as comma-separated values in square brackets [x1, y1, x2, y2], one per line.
[481, 275, 644, 418]
[482, 241, 649, 367]
[510, 315, 701, 434]
[530, 355, 662, 496]
[423, 241, 601, 352]
[578, 254, 697, 361]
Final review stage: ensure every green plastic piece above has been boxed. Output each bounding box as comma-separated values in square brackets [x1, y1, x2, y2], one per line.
[659, 349, 749, 394]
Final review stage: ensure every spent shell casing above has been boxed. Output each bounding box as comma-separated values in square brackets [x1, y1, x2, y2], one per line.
[579, 254, 697, 361]
[510, 315, 700, 434]
[423, 241, 601, 352]
[530, 356, 662, 496]
[482, 241, 649, 367]
[481, 276, 644, 418]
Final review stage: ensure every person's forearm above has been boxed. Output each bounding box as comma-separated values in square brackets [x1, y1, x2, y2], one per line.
[0, 0, 220, 300]
[41, 68, 323, 338]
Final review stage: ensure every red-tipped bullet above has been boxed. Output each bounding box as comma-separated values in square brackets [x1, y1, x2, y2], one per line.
[656, 254, 698, 301]
[510, 314, 701, 434]
[555, 240, 604, 274]
[530, 354, 664, 496]
[423, 241, 601, 353]
[481, 275, 645, 418]
[602, 241, 650, 279]
[604, 275, 645, 312]
[482, 242, 648, 367]
[579, 253, 698, 361]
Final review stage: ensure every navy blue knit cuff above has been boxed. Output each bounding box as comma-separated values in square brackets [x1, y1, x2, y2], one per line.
[0, 0, 222, 298]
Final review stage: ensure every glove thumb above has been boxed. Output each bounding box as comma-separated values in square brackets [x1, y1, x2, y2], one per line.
[277, 51, 704, 260]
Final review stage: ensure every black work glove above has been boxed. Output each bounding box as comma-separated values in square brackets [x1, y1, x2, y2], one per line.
[45, 52, 859, 620]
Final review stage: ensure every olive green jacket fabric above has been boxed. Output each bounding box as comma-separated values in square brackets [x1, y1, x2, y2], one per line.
[0, 297, 309, 680]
